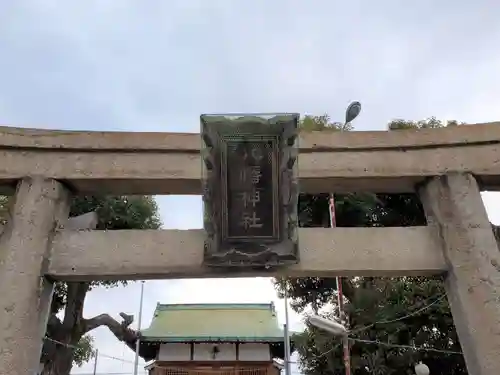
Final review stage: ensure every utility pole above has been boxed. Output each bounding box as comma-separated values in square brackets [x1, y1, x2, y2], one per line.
[284, 287, 291, 375]
[133, 281, 145, 375]
[329, 194, 351, 375]
[92, 349, 98, 375]
[328, 101, 361, 375]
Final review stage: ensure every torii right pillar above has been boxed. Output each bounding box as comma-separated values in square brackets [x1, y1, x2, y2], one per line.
[419, 173, 500, 375]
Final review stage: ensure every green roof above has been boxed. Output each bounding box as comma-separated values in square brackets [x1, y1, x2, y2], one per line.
[140, 303, 285, 343]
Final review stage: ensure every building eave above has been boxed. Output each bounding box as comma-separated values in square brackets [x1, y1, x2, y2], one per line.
[141, 336, 285, 343]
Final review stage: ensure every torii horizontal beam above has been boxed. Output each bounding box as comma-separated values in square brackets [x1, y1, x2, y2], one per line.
[0, 122, 500, 194]
[48, 226, 445, 280]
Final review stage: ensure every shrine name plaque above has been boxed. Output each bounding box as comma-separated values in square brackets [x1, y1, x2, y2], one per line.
[201, 114, 299, 268]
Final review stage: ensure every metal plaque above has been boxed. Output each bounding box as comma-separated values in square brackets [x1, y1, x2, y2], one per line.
[201, 114, 299, 268]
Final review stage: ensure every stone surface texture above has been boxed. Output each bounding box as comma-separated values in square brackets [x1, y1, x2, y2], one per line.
[0, 122, 499, 194]
[0, 178, 69, 375]
[200, 115, 299, 267]
[48, 227, 445, 280]
[419, 173, 500, 375]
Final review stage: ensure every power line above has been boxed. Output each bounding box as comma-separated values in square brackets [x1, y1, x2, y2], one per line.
[349, 338, 462, 355]
[305, 293, 461, 362]
[290, 335, 463, 366]
[44, 336, 136, 364]
[350, 293, 448, 335]
[95, 354, 135, 364]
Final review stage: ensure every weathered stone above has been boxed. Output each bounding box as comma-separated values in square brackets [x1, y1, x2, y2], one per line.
[65, 211, 98, 231]
[200, 115, 299, 268]
[47, 227, 445, 280]
[0, 178, 70, 375]
[1, 122, 500, 195]
[419, 173, 500, 375]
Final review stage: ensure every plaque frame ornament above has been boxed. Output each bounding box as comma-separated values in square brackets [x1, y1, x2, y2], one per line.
[201, 114, 299, 268]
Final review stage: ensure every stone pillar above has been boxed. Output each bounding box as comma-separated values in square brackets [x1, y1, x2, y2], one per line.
[0, 178, 70, 375]
[419, 173, 500, 375]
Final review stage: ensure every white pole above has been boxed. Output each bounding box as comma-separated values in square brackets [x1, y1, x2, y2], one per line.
[284, 288, 291, 375]
[133, 281, 145, 375]
[92, 349, 98, 375]
[329, 195, 351, 375]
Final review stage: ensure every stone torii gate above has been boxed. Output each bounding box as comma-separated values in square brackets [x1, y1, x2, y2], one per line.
[1, 119, 500, 375]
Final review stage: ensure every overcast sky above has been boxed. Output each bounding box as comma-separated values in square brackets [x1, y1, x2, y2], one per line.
[2, 1, 500, 374]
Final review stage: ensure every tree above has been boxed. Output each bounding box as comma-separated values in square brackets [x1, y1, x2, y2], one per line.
[275, 116, 474, 374]
[0, 194, 161, 375]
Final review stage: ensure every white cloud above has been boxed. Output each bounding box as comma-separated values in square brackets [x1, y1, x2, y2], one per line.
[1, 1, 500, 374]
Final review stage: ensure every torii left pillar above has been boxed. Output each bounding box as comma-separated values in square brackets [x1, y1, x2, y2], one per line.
[0, 178, 70, 375]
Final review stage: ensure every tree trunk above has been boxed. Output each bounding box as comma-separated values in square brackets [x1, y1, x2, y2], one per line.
[42, 346, 73, 375]
[41, 282, 89, 375]
[40, 280, 142, 374]
[40, 314, 140, 375]
[40, 321, 80, 375]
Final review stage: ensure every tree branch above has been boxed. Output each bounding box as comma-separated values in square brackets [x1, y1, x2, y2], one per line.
[82, 313, 139, 353]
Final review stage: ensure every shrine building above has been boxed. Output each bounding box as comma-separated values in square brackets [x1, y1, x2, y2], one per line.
[139, 303, 291, 375]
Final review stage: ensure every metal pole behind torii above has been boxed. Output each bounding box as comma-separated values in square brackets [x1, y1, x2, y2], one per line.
[328, 194, 351, 375]
[328, 101, 361, 375]
[92, 349, 98, 375]
[133, 281, 145, 375]
[284, 288, 292, 375]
